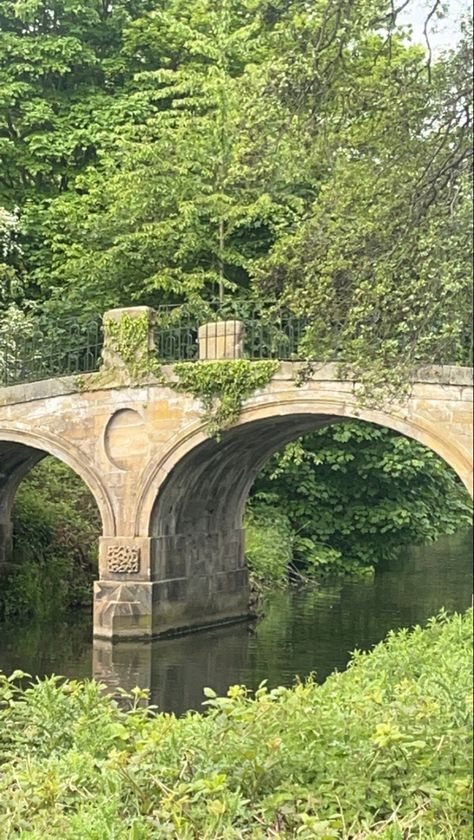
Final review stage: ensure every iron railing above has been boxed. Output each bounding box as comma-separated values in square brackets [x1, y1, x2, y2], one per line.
[1, 302, 469, 388]
[0, 317, 102, 387]
[153, 303, 310, 362]
[0, 305, 310, 387]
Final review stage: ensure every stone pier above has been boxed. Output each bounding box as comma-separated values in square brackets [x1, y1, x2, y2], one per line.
[0, 306, 471, 640]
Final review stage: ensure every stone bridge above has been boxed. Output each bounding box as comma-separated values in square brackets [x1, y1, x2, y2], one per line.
[0, 307, 472, 640]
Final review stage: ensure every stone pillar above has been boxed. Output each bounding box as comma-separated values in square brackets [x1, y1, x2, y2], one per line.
[101, 306, 156, 373]
[198, 320, 245, 360]
[94, 537, 155, 640]
[92, 309, 251, 642]
[93, 530, 249, 641]
[93, 306, 160, 640]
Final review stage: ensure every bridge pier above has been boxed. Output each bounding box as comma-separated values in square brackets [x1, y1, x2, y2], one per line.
[91, 308, 251, 641]
[94, 531, 249, 640]
[1, 305, 471, 643]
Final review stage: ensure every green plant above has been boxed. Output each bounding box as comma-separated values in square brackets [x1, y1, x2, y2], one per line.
[0, 611, 471, 837]
[173, 359, 279, 436]
[0, 458, 100, 620]
[103, 313, 162, 383]
[75, 313, 164, 391]
[251, 421, 472, 577]
[245, 504, 294, 584]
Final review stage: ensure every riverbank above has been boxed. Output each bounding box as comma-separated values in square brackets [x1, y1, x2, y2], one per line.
[0, 610, 471, 838]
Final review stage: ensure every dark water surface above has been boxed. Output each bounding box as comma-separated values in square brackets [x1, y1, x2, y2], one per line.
[0, 529, 472, 715]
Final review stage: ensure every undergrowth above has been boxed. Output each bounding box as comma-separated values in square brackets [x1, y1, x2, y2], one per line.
[0, 610, 471, 838]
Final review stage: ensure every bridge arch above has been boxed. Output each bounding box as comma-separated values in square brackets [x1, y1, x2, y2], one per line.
[137, 391, 473, 540]
[0, 426, 116, 538]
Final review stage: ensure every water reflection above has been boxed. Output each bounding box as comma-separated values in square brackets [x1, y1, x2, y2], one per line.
[0, 529, 472, 715]
[94, 623, 252, 714]
[94, 528, 473, 712]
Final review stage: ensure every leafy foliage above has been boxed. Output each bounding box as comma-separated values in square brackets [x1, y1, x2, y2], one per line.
[255, 16, 473, 384]
[173, 359, 279, 435]
[2, 0, 471, 381]
[245, 505, 294, 584]
[0, 458, 99, 619]
[0, 610, 471, 837]
[250, 421, 472, 575]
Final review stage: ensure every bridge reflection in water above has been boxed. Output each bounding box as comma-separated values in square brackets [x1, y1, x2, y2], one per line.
[0, 530, 472, 715]
[93, 622, 251, 715]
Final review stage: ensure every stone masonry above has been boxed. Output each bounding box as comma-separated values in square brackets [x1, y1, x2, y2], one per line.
[0, 307, 472, 640]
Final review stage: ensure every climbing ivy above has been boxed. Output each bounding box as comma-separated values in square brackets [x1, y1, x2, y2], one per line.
[76, 313, 162, 390]
[75, 319, 279, 418]
[173, 360, 279, 437]
[103, 313, 162, 383]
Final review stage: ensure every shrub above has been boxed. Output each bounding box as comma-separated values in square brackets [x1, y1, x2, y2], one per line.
[0, 458, 100, 619]
[245, 504, 294, 584]
[251, 422, 472, 576]
[0, 610, 471, 838]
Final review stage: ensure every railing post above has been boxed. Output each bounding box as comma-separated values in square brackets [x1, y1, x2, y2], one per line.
[101, 306, 156, 373]
[198, 320, 245, 360]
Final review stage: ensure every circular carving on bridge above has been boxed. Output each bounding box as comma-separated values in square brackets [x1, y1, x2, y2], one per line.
[104, 409, 149, 471]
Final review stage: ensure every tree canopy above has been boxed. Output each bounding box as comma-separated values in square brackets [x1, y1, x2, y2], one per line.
[0, 0, 471, 375]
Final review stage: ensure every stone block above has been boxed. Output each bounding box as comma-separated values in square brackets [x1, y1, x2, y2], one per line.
[151, 535, 187, 580]
[450, 406, 474, 425]
[93, 580, 154, 640]
[198, 321, 245, 360]
[410, 383, 463, 401]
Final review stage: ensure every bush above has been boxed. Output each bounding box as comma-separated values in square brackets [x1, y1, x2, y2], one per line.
[251, 422, 472, 577]
[0, 458, 100, 619]
[0, 610, 471, 838]
[245, 504, 294, 584]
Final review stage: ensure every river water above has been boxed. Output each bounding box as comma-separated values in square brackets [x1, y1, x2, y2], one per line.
[0, 529, 472, 715]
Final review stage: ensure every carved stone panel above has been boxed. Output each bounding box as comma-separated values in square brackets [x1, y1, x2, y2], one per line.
[107, 544, 141, 574]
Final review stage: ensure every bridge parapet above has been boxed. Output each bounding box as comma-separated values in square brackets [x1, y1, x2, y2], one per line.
[0, 306, 472, 640]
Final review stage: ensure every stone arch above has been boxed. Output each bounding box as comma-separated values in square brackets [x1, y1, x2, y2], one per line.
[137, 392, 473, 539]
[0, 426, 116, 539]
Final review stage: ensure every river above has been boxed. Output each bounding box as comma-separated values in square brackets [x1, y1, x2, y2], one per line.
[0, 529, 471, 715]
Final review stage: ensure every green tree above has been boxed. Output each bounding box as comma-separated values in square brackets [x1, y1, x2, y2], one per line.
[38, 0, 294, 314]
[251, 421, 472, 575]
[0, 457, 100, 618]
[0, 0, 157, 305]
[255, 16, 473, 382]
[0, 206, 20, 307]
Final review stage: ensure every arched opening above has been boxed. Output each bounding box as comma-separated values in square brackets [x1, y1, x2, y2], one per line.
[141, 407, 471, 635]
[148, 409, 471, 540]
[0, 436, 107, 621]
[149, 414, 339, 539]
